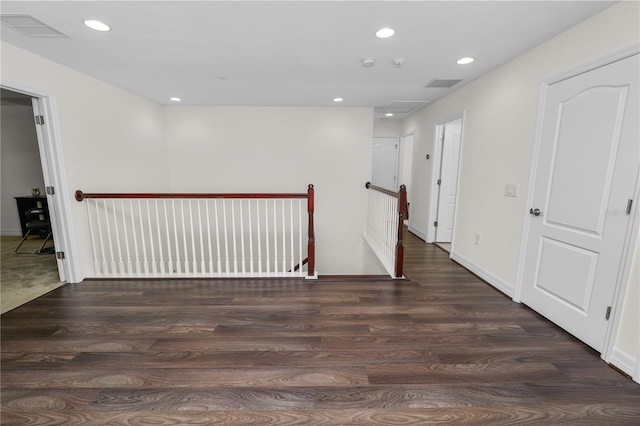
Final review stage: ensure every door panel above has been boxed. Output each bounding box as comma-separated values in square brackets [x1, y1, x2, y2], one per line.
[435, 119, 462, 242]
[372, 137, 398, 191]
[521, 54, 639, 352]
[546, 86, 627, 234]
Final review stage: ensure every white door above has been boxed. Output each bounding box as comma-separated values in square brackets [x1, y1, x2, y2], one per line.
[521, 54, 639, 352]
[372, 137, 398, 191]
[435, 119, 462, 242]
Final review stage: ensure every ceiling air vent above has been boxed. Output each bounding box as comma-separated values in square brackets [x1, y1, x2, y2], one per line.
[424, 79, 462, 89]
[1, 14, 66, 37]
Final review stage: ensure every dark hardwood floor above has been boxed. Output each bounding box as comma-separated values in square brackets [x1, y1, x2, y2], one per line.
[2, 231, 639, 424]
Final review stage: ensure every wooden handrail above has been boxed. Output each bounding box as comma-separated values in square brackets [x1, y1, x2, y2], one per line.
[365, 181, 399, 198]
[76, 190, 307, 201]
[75, 185, 316, 278]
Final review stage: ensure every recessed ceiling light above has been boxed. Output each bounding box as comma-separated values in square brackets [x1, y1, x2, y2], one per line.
[170, 97, 182, 102]
[84, 19, 110, 32]
[385, 113, 394, 117]
[456, 57, 475, 65]
[333, 97, 343, 102]
[375, 27, 395, 38]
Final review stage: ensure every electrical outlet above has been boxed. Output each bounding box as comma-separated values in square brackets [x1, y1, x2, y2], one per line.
[474, 233, 481, 245]
[504, 183, 519, 198]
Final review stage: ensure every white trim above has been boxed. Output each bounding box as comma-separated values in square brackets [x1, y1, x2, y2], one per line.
[426, 112, 465, 244]
[0, 81, 82, 283]
[610, 346, 639, 384]
[451, 250, 514, 298]
[1, 229, 23, 237]
[546, 43, 640, 86]
[407, 225, 427, 241]
[514, 47, 640, 377]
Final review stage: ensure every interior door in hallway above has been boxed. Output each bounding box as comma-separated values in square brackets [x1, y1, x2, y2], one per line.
[434, 118, 462, 242]
[520, 54, 639, 352]
[372, 137, 398, 191]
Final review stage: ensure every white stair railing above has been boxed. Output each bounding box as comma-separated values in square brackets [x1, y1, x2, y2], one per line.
[75, 186, 316, 279]
[363, 182, 407, 278]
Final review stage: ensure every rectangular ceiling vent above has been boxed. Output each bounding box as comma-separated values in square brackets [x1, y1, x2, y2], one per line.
[1, 14, 67, 37]
[424, 79, 462, 89]
[383, 100, 430, 114]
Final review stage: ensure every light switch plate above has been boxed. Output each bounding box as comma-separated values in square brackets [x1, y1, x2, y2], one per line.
[505, 183, 519, 197]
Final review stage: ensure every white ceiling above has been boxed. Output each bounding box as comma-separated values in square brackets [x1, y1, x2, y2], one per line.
[0, 1, 615, 119]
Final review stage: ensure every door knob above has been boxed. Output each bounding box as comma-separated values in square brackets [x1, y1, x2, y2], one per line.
[529, 208, 543, 216]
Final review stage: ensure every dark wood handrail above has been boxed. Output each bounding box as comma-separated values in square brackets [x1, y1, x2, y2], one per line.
[75, 190, 307, 201]
[366, 182, 407, 278]
[75, 185, 316, 278]
[365, 181, 399, 198]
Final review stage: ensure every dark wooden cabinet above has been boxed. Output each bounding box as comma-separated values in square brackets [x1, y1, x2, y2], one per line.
[14, 196, 49, 237]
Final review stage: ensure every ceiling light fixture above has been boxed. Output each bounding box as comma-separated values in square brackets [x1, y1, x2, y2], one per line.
[170, 97, 182, 102]
[83, 19, 110, 32]
[385, 113, 394, 117]
[456, 57, 475, 65]
[375, 27, 395, 38]
[333, 97, 344, 102]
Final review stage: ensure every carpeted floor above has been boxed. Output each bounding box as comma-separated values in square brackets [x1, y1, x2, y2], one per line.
[1, 235, 63, 314]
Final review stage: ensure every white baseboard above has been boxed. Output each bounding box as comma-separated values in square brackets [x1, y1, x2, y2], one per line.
[407, 225, 426, 241]
[609, 346, 639, 383]
[450, 250, 515, 298]
[1, 228, 22, 236]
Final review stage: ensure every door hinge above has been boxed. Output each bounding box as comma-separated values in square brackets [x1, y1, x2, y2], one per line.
[437, 179, 442, 186]
[56, 251, 65, 260]
[35, 115, 45, 125]
[434, 221, 438, 227]
[605, 306, 612, 320]
[46, 186, 55, 195]
[626, 199, 633, 215]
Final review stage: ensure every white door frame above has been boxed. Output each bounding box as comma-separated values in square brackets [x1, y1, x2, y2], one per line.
[514, 45, 640, 371]
[399, 132, 415, 214]
[1, 80, 82, 284]
[426, 112, 465, 245]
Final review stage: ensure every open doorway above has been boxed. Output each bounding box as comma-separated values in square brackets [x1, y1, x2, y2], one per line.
[428, 115, 463, 253]
[1, 88, 65, 313]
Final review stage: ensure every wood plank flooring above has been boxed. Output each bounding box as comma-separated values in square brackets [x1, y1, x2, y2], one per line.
[2, 231, 639, 424]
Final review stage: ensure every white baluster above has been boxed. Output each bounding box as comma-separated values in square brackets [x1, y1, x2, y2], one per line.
[164, 200, 173, 276]
[281, 199, 286, 274]
[138, 200, 149, 275]
[248, 199, 254, 275]
[111, 199, 124, 275]
[197, 199, 205, 274]
[231, 200, 238, 275]
[257, 199, 263, 275]
[223, 199, 230, 274]
[147, 199, 157, 275]
[205, 199, 214, 275]
[189, 199, 197, 274]
[103, 199, 116, 275]
[239, 199, 246, 275]
[265, 199, 270, 275]
[86, 200, 100, 275]
[172, 199, 181, 274]
[121, 200, 133, 275]
[180, 199, 189, 274]
[130, 200, 141, 275]
[215, 199, 222, 274]
[273, 199, 278, 274]
[155, 199, 165, 275]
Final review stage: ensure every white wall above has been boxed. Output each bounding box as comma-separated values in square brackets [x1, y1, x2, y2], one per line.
[402, 1, 639, 374]
[1, 42, 375, 276]
[162, 106, 373, 274]
[1, 98, 45, 235]
[1, 41, 168, 278]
